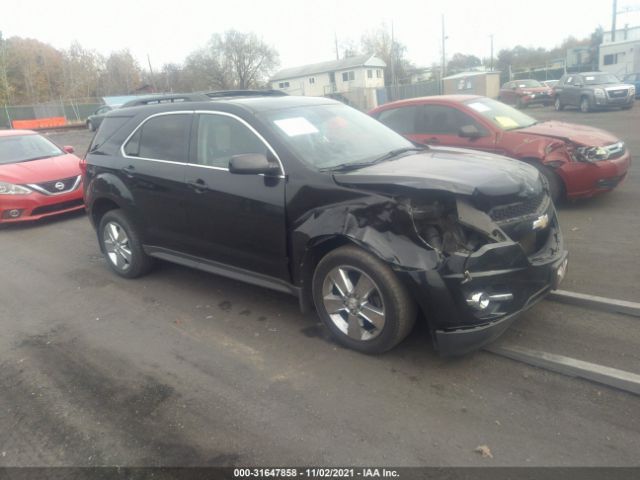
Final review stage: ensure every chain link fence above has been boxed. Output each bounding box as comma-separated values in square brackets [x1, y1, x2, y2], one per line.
[1, 98, 102, 129]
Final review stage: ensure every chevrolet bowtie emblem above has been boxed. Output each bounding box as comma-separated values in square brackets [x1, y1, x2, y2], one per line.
[532, 213, 549, 230]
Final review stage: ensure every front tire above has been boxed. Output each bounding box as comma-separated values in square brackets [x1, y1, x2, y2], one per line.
[98, 209, 153, 278]
[312, 245, 416, 354]
[525, 161, 564, 203]
[580, 96, 591, 113]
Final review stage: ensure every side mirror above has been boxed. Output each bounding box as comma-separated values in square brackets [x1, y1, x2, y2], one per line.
[512, 86, 518, 90]
[459, 125, 482, 138]
[63, 145, 75, 154]
[229, 153, 280, 175]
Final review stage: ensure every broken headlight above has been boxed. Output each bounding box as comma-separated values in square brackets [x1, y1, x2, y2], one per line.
[573, 146, 609, 162]
[409, 200, 488, 255]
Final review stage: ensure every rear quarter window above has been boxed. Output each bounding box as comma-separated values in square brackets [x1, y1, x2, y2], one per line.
[88, 116, 134, 153]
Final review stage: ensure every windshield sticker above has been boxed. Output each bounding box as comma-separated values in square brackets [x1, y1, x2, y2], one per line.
[586, 76, 595, 81]
[467, 102, 491, 112]
[274, 117, 319, 137]
[494, 116, 519, 129]
[518, 84, 527, 88]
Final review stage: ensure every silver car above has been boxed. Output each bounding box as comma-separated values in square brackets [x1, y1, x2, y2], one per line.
[554, 72, 635, 112]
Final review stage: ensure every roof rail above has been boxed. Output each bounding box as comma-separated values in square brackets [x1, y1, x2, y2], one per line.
[121, 93, 210, 107]
[203, 89, 289, 98]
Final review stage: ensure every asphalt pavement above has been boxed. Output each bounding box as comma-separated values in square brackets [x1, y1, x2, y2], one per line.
[0, 106, 639, 467]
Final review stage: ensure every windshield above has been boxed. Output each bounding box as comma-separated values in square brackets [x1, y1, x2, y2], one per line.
[582, 74, 619, 85]
[464, 97, 537, 131]
[261, 103, 414, 170]
[0, 134, 64, 165]
[515, 80, 542, 88]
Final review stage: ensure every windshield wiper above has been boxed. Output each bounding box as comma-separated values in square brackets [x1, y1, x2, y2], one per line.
[321, 147, 426, 173]
[373, 146, 426, 163]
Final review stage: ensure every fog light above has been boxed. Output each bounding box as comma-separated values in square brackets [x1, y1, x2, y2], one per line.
[2, 209, 23, 219]
[466, 292, 490, 311]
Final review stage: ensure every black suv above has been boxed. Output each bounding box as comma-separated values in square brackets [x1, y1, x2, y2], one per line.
[83, 95, 568, 355]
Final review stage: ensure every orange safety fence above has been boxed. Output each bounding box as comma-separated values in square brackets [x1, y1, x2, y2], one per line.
[12, 117, 67, 129]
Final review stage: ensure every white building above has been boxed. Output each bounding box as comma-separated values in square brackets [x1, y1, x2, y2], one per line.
[270, 55, 386, 98]
[599, 26, 640, 77]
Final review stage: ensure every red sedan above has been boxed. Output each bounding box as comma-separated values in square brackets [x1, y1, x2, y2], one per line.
[498, 79, 554, 108]
[370, 95, 631, 201]
[0, 130, 84, 224]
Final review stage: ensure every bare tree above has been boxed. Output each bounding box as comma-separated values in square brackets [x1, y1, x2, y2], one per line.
[100, 50, 142, 95]
[360, 24, 413, 85]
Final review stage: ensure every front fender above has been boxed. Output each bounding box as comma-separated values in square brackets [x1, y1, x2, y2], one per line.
[291, 198, 442, 283]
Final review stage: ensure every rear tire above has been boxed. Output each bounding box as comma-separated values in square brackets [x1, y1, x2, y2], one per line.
[98, 209, 153, 279]
[312, 245, 416, 354]
[554, 97, 564, 111]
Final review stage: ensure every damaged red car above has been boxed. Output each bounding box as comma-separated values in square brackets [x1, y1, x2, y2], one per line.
[370, 95, 631, 201]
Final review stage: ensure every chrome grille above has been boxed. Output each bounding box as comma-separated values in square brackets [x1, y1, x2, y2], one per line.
[27, 175, 81, 195]
[604, 141, 625, 159]
[607, 88, 628, 98]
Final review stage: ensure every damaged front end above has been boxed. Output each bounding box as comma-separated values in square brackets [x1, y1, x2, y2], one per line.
[402, 183, 567, 355]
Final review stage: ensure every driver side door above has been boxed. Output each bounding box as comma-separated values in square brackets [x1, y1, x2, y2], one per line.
[410, 104, 496, 152]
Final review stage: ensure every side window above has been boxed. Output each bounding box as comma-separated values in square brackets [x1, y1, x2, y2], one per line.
[376, 106, 417, 135]
[416, 105, 483, 135]
[97, 106, 110, 115]
[195, 114, 268, 169]
[123, 113, 191, 162]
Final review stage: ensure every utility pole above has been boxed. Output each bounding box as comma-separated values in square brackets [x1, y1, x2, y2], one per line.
[390, 20, 397, 89]
[334, 32, 339, 60]
[490, 34, 494, 71]
[611, 0, 617, 42]
[147, 54, 158, 92]
[441, 14, 447, 93]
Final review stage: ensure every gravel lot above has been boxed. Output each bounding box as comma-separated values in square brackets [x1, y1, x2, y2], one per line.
[0, 106, 639, 467]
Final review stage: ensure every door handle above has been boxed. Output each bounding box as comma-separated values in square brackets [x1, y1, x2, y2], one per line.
[187, 178, 207, 192]
[424, 137, 440, 145]
[121, 165, 135, 177]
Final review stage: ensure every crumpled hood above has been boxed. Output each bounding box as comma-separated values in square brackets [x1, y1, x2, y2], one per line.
[0, 154, 81, 184]
[333, 147, 542, 199]
[518, 121, 620, 147]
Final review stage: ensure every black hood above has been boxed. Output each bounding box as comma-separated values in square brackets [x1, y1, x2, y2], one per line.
[333, 147, 543, 201]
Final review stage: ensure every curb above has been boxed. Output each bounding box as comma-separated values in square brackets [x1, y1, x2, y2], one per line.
[485, 344, 640, 396]
[547, 290, 640, 318]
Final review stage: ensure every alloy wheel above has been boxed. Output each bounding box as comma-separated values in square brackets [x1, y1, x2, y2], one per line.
[103, 221, 132, 271]
[322, 266, 386, 341]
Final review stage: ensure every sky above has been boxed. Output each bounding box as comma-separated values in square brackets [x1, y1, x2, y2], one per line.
[2, 0, 640, 72]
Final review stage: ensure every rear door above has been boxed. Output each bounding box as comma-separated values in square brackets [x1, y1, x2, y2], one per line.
[120, 111, 192, 250]
[183, 111, 288, 280]
[410, 103, 496, 152]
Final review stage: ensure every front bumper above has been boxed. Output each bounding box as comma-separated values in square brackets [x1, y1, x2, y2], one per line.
[561, 150, 631, 199]
[0, 187, 84, 224]
[521, 93, 553, 105]
[593, 95, 634, 108]
[399, 203, 567, 356]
